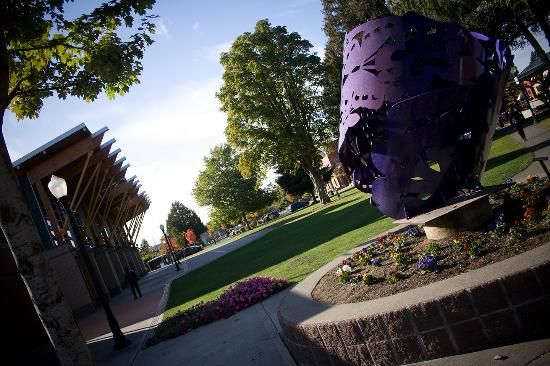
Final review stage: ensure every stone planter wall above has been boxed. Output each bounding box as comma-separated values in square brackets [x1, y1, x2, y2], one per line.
[278, 242, 550, 366]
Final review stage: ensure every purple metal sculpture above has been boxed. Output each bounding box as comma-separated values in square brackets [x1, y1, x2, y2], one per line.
[338, 12, 512, 219]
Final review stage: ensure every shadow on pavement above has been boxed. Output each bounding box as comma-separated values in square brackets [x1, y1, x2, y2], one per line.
[77, 287, 163, 342]
[87, 329, 148, 366]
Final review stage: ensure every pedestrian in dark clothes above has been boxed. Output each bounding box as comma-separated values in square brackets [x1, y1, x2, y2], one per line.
[125, 267, 142, 299]
[510, 108, 527, 142]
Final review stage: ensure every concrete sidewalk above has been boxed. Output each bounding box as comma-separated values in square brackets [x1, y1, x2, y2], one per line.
[77, 226, 295, 366]
[510, 124, 550, 182]
[408, 338, 550, 366]
[132, 289, 294, 366]
[83, 286, 295, 366]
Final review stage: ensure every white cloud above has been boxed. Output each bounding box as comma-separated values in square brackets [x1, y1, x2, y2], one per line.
[193, 21, 200, 32]
[104, 77, 228, 243]
[200, 41, 232, 63]
[154, 19, 170, 39]
[311, 43, 325, 59]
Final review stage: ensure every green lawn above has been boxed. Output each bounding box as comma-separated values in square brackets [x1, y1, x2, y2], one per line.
[164, 132, 533, 318]
[481, 134, 533, 186]
[165, 189, 394, 317]
[537, 116, 550, 130]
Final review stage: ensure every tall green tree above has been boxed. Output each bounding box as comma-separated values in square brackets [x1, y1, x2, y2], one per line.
[276, 167, 315, 198]
[322, 0, 390, 128]
[208, 206, 240, 230]
[217, 19, 334, 204]
[276, 166, 335, 200]
[166, 201, 206, 239]
[0, 1, 156, 364]
[388, 0, 550, 65]
[193, 144, 275, 230]
[139, 238, 157, 262]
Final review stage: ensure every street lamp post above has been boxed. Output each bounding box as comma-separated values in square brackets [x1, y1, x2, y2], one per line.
[47, 175, 130, 350]
[160, 224, 180, 271]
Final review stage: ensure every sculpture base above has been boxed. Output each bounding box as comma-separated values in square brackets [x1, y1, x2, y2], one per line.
[394, 188, 502, 240]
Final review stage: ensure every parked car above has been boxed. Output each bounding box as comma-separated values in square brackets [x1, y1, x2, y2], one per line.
[185, 245, 203, 256]
[146, 255, 165, 270]
[175, 245, 203, 259]
[229, 224, 244, 236]
[288, 200, 309, 212]
[258, 208, 280, 224]
[278, 208, 291, 217]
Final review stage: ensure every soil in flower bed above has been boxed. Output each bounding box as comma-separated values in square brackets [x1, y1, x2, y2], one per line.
[312, 177, 550, 305]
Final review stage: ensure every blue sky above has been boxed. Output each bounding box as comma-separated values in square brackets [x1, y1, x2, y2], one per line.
[4, 0, 548, 245]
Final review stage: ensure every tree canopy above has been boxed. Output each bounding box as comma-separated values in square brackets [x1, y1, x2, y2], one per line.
[0, 1, 156, 363]
[166, 201, 206, 237]
[185, 228, 197, 245]
[193, 144, 275, 229]
[217, 19, 333, 204]
[388, 0, 549, 64]
[276, 167, 314, 197]
[2, 0, 156, 121]
[159, 235, 181, 256]
[138, 238, 158, 262]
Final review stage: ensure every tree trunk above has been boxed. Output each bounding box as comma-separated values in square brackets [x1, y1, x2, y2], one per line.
[302, 161, 331, 205]
[310, 189, 318, 202]
[0, 29, 94, 365]
[241, 214, 251, 230]
[0, 134, 95, 365]
[330, 181, 341, 197]
[517, 21, 550, 66]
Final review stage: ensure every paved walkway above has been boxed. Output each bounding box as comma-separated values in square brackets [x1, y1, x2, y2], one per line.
[510, 124, 550, 182]
[76, 227, 294, 366]
[409, 338, 550, 366]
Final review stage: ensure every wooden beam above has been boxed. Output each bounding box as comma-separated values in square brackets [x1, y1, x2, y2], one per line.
[71, 150, 93, 210]
[114, 192, 129, 228]
[85, 166, 109, 229]
[97, 182, 118, 237]
[84, 176, 113, 235]
[54, 144, 111, 183]
[74, 162, 102, 211]
[27, 134, 104, 182]
[131, 212, 145, 245]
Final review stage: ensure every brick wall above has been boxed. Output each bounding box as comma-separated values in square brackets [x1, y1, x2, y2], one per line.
[46, 243, 94, 317]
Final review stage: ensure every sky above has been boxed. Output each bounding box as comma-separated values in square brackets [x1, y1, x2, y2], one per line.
[4, 0, 548, 246]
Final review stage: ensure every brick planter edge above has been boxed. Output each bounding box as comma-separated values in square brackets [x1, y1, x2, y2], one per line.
[278, 240, 550, 365]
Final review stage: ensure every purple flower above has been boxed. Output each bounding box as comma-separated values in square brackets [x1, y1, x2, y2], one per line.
[418, 255, 438, 271]
[407, 225, 421, 237]
[370, 258, 381, 266]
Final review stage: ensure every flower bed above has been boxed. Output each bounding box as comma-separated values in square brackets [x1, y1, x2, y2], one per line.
[313, 177, 550, 305]
[146, 276, 288, 347]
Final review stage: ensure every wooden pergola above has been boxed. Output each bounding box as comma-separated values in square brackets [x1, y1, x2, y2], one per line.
[13, 123, 150, 249]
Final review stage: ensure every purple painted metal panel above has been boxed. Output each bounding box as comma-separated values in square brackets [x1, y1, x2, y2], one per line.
[338, 12, 512, 219]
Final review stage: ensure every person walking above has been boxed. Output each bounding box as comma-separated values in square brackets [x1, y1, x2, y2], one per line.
[510, 107, 527, 142]
[125, 267, 142, 300]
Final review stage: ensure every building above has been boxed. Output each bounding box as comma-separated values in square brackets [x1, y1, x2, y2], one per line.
[515, 51, 550, 114]
[321, 140, 351, 193]
[1, 123, 150, 363]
